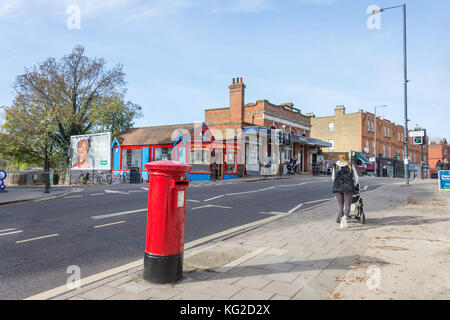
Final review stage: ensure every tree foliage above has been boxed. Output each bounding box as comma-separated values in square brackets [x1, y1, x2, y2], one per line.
[0, 45, 142, 173]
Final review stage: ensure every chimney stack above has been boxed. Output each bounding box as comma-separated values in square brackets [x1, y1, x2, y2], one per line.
[335, 105, 345, 115]
[229, 77, 246, 124]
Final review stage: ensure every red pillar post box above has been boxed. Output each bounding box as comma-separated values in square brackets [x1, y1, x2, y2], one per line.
[143, 160, 192, 284]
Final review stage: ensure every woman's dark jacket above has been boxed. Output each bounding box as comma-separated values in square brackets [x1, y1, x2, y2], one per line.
[332, 164, 355, 193]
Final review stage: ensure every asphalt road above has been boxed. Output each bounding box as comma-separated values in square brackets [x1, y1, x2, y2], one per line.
[0, 175, 393, 299]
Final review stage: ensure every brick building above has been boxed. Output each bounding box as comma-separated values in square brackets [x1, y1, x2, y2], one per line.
[205, 78, 330, 176]
[309, 106, 429, 177]
[428, 139, 449, 177]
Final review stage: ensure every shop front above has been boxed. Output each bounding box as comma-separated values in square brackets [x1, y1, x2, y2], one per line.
[112, 123, 241, 182]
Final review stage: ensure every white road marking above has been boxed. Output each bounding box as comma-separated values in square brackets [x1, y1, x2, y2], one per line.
[276, 184, 303, 188]
[204, 195, 224, 202]
[0, 228, 17, 233]
[89, 193, 105, 196]
[258, 186, 275, 192]
[0, 230, 23, 237]
[64, 195, 83, 199]
[91, 208, 147, 220]
[187, 199, 200, 203]
[288, 203, 304, 214]
[94, 221, 126, 229]
[363, 185, 369, 191]
[128, 190, 144, 193]
[260, 211, 287, 215]
[191, 204, 232, 210]
[141, 187, 149, 191]
[226, 190, 259, 196]
[304, 198, 335, 204]
[16, 234, 59, 244]
[104, 189, 130, 195]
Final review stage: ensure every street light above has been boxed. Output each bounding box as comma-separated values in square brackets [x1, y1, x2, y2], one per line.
[371, 4, 410, 185]
[373, 105, 388, 177]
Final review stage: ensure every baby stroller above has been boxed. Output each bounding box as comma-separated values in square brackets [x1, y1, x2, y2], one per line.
[336, 183, 365, 224]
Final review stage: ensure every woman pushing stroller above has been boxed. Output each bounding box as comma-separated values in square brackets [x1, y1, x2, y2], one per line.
[332, 154, 359, 229]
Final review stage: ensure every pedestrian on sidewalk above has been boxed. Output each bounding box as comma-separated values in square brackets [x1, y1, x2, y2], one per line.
[332, 154, 359, 229]
[436, 160, 442, 172]
[442, 159, 449, 170]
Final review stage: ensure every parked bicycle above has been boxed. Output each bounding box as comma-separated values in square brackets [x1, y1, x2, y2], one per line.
[122, 171, 130, 184]
[76, 172, 91, 185]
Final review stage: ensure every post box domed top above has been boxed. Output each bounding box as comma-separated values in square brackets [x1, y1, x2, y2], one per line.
[144, 161, 192, 173]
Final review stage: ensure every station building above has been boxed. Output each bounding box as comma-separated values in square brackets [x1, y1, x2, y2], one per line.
[205, 78, 331, 176]
[111, 78, 331, 181]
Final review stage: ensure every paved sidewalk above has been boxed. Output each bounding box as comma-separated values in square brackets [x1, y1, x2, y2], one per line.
[0, 186, 73, 205]
[49, 181, 449, 300]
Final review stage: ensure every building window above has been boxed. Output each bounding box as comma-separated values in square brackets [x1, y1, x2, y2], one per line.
[328, 140, 334, 152]
[155, 148, 172, 161]
[121, 148, 141, 170]
[383, 144, 386, 157]
[384, 127, 387, 137]
[367, 120, 370, 132]
[389, 145, 392, 158]
[328, 122, 334, 132]
[371, 121, 374, 132]
[388, 127, 390, 137]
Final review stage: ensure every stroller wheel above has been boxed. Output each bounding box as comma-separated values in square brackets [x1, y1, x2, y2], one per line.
[336, 214, 340, 224]
[360, 212, 366, 224]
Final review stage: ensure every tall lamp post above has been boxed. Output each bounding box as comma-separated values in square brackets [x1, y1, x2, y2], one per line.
[373, 105, 388, 177]
[372, 4, 410, 185]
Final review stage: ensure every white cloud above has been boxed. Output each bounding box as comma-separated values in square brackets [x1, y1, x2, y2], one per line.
[0, 0, 23, 17]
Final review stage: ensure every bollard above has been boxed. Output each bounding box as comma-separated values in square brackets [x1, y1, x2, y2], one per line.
[143, 160, 192, 284]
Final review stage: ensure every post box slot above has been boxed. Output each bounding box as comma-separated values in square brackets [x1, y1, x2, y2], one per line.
[174, 181, 189, 186]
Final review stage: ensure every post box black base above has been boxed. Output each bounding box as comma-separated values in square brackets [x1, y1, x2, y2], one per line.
[143, 252, 183, 284]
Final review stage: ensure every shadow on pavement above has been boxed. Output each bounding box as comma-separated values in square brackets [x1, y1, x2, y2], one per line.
[182, 255, 390, 283]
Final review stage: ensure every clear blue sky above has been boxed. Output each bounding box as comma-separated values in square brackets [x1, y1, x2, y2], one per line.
[1, 0, 449, 141]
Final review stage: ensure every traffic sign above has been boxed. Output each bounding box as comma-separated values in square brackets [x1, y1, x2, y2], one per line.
[410, 130, 425, 137]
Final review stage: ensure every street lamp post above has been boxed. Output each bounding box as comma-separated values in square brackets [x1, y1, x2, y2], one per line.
[374, 105, 388, 177]
[372, 4, 409, 185]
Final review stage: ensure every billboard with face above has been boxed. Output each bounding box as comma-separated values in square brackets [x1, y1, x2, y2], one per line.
[69, 132, 111, 170]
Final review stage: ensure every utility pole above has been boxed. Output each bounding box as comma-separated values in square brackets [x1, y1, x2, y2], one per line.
[372, 4, 409, 184]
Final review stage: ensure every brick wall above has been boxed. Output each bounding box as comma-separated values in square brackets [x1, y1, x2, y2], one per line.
[310, 106, 362, 153]
[429, 141, 449, 171]
[311, 106, 428, 164]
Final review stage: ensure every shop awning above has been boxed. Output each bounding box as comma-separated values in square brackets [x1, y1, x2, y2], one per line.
[355, 152, 371, 164]
[243, 127, 332, 148]
[290, 134, 332, 148]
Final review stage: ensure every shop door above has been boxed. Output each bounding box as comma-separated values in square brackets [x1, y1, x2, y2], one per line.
[211, 150, 224, 180]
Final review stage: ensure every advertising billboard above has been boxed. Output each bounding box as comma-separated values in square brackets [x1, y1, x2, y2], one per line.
[69, 132, 111, 171]
[439, 170, 450, 192]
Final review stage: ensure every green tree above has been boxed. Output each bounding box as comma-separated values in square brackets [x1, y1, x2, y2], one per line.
[0, 45, 142, 177]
